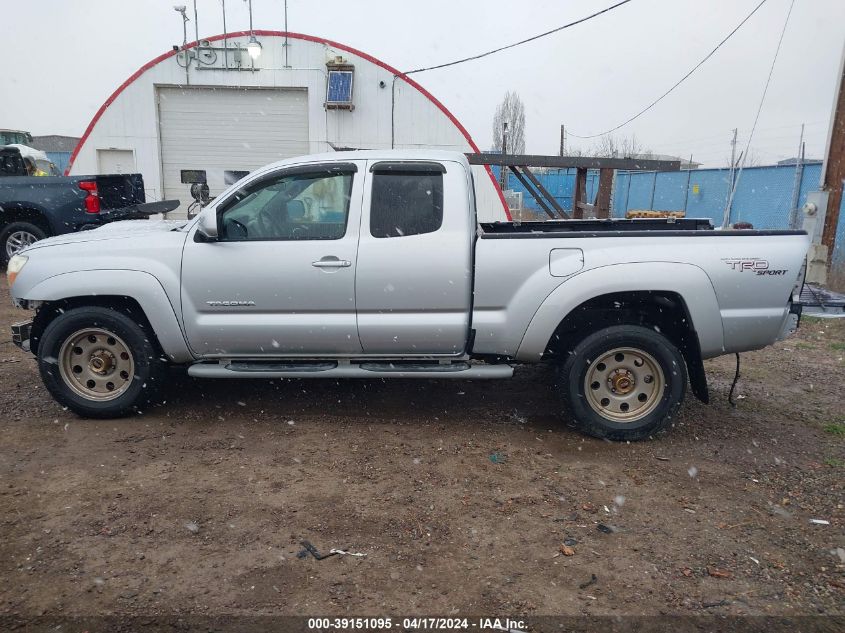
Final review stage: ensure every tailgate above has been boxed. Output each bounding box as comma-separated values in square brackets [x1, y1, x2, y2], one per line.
[95, 173, 145, 209]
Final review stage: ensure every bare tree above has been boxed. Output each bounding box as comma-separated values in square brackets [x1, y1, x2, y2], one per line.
[589, 134, 653, 158]
[492, 91, 526, 155]
[746, 150, 762, 167]
[734, 149, 761, 167]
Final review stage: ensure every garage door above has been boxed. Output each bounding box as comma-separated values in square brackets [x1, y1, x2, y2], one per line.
[157, 86, 309, 217]
[97, 149, 136, 174]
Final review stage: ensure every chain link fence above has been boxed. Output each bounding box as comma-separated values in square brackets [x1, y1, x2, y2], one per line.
[612, 162, 823, 229]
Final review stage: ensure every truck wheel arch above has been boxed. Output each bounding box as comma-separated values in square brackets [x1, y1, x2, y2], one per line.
[0, 206, 53, 235]
[516, 262, 724, 403]
[22, 270, 193, 363]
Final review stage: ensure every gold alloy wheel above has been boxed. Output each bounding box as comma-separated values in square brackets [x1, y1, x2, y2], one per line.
[58, 328, 135, 401]
[584, 347, 665, 423]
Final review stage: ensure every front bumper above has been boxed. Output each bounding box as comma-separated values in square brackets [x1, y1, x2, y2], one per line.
[11, 319, 32, 352]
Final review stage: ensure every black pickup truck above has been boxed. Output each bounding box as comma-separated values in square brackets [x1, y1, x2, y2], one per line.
[0, 146, 153, 262]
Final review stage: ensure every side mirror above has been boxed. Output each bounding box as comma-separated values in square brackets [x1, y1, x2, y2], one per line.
[196, 208, 219, 240]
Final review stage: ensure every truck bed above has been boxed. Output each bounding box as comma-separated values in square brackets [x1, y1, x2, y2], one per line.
[479, 218, 805, 238]
[0, 173, 145, 237]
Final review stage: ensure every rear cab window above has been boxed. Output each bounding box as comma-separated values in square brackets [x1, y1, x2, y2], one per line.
[369, 162, 444, 238]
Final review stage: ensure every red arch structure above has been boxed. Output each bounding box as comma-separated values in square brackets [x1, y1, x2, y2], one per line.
[66, 30, 510, 219]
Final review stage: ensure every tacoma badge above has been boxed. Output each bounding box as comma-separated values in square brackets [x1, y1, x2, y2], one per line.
[205, 300, 256, 307]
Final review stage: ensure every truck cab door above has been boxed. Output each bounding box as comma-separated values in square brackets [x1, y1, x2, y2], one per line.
[355, 160, 474, 355]
[181, 162, 364, 357]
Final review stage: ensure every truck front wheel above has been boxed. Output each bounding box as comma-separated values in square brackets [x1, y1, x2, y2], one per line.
[37, 307, 165, 418]
[558, 325, 687, 441]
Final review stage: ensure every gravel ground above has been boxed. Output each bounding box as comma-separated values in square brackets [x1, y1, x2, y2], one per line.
[0, 279, 842, 625]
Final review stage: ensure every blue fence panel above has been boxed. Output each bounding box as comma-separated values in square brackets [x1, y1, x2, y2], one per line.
[797, 163, 823, 226]
[651, 171, 690, 211]
[617, 171, 655, 212]
[614, 168, 733, 226]
[46, 151, 71, 174]
[731, 165, 796, 229]
[835, 191, 845, 268]
[683, 169, 731, 225]
[491, 167, 599, 214]
[490, 161, 841, 264]
[613, 163, 825, 227]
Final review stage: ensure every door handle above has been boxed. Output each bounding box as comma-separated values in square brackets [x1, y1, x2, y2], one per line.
[312, 257, 351, 268]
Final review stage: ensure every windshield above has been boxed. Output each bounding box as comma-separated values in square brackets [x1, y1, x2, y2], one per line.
[0, 130, 32, 145]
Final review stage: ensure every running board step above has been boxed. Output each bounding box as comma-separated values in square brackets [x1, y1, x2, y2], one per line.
[187, 361, 513, 380]
[228, 361, 337, 372]
[359, 361, 470, 372]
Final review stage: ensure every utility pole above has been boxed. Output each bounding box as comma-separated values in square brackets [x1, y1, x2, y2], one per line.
[683, 153, 694, 213]
[788, 123, 805, 229]
[722, 128, 738, 228]
[821, 40, 845, 262]
[500, 121, 509, 191]
[559, 125, 565, 157]
[283, 0, 291, 68]
[221, 0, 228, 70]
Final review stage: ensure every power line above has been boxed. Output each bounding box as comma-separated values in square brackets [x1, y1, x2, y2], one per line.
[567, 0, 770, 139]
[723, 0, 796, 226]
[655, 132, 821, 151]
[404, 0, 634, 75]
[622, 120, 826, 153]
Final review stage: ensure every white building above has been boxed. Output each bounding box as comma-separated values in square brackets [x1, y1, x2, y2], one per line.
[67, 30, 508, 220]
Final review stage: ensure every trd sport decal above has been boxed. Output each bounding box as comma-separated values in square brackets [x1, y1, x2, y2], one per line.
[722, 258, 787, 276]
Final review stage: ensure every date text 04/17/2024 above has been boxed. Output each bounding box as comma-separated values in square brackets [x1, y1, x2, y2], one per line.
[306, 617, 527, 631]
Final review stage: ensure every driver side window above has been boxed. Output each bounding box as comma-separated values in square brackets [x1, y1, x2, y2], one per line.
[219, 166, 354, 241]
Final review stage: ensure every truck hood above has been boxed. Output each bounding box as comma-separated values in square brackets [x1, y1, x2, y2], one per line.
[23, 219, 187, 251]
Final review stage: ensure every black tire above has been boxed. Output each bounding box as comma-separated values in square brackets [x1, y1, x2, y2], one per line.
[37, 306, 165, 418]
[1, 221, 48, 264]
[558, 325, 687, 441]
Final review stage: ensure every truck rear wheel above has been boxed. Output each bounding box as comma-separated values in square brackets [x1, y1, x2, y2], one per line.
[37, 306, 165, 418]
[1, 221, 47, 263]
[558, 325, 687, 441]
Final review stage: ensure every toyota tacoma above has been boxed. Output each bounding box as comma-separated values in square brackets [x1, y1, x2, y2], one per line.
[6, 151, 809, 440]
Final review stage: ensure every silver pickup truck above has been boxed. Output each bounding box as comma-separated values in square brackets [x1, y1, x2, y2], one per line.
[6, 150, 809, 441]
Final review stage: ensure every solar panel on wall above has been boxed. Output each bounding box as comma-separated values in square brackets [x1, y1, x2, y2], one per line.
[327, 70, 353, 104]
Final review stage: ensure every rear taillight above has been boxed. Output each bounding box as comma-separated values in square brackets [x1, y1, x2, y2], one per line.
[78, 180, 100, 214]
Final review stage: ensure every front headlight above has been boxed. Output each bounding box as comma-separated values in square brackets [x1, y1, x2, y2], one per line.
[6, 255, 28, 287]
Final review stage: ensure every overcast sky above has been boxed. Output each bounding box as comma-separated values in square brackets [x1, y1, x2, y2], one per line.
[2, 0, 843, 167]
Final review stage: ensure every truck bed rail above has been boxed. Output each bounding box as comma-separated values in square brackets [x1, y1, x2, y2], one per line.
[479, 218, 806, 239]
[480, 218, 714, 234]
